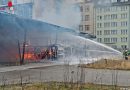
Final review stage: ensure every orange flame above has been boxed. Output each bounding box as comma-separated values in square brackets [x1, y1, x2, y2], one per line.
[24, 53, 35, 60]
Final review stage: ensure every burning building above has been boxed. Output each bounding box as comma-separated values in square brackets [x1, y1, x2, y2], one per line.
[0, 12, 122, 65]
[0, 12, 75, 64]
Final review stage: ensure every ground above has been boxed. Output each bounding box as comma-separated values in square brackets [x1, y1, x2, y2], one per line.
[0, 82, 129, 90]
[1, 64, 130, 86]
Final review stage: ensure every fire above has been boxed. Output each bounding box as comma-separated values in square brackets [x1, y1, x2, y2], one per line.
[24, 53, 35, 60]
[49, 50, 52, 55]
[16, 53, 36, 60]
[15, 45, 58, 61]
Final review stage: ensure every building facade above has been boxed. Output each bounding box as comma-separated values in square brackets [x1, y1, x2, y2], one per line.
[79, 0, 95, 35]
[95, 0, 130, 50]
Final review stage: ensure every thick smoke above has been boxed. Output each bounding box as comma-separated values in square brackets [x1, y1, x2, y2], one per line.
[33, 0, 81, 29]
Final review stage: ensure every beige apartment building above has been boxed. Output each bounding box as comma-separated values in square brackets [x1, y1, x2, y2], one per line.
[79, 0, 95, 35]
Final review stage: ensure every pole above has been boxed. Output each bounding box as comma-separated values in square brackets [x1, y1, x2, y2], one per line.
[21, 29, 27, 65]
[18, 40, 22, 64]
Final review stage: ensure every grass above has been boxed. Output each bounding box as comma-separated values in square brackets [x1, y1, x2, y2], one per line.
[0, 82, 129, 90]
[80, 58, 130, 70]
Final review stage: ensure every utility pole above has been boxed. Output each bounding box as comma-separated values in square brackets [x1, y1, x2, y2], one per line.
[18, 40, 22, 64]
[20, 29, 27, 65]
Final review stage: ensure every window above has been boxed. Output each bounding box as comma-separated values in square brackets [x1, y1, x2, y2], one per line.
[121, 13, 127, 19]
[97, 31, 102, 35]
[111, 38, 117, 43]
[100, 23, 102, 28]
[97, 23, 102, 28]
[97, 16, 100, 20]
[120, 0, 128, 2]
[106, 7, 110, 12]
[108, 15, 111, 20]
[121, 21, 127, 26]
[111, 30, 117, 35]
[111, 0, 117, 3]
[85, 15, 90, 21]
[111, 6, 118, 12]
[85, 25, 90, 31]
[97, 38, 102, 42]
[79, 25, 83, 31]
[104, 15, 107, 20]
[121, 37, 127, 42]
[104, 38, 110, 43]
[121, 6, 127, 11]
[97, 31, 99, 35]
[99, 16, 102, 20]
[121, 29, 127, 35]
[104, 30, 110, 35]
[121, 45, 127, 49]
[104, 22, 110, 27]
[80, 6, 83, 12]
[100, 31, 102, 35]
[111, 14, 117, 19]
[97, 16, 102, 20]
[85, 6, 90, 12]
[104, 15, 111, 20]
[111, 22, 117, 27]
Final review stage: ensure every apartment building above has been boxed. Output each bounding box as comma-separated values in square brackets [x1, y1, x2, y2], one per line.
[95, 0, 130, 50]
[79, 0, 95, 35]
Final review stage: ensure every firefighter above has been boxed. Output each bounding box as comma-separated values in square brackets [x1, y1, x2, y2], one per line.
[123, 50, 128, 60]
[55, 45, 58, 59]
[52, 45, 58, 60]
[46, 49, 50, 59]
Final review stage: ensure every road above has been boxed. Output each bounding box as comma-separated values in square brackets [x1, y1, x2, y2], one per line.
[0, 63, 130, 86]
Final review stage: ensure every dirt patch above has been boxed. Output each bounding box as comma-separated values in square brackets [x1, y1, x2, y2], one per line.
[80, 59, 130, 70]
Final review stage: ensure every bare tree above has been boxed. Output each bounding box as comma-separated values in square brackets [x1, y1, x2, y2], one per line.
[63, 59, 70, 88]
[1, 74, 7, 90]
[19, 71, 24, 90]
[79, 59, 85, 90]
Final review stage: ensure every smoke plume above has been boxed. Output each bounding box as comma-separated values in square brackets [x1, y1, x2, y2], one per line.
[33, 0, 81, 29]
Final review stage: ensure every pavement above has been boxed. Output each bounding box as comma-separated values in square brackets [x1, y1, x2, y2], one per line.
[0, 61, 62, 73]
[0, 63, 130, 86]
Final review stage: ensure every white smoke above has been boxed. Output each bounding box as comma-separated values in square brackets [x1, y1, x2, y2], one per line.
[33, 0, 81, 29]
